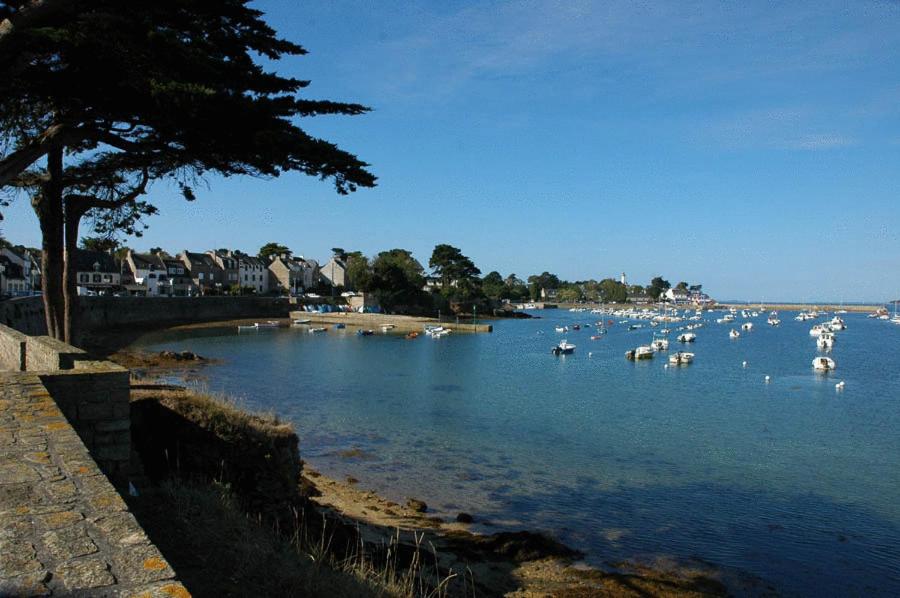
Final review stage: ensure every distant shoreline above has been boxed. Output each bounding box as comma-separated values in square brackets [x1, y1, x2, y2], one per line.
[715, 303, 880, 313]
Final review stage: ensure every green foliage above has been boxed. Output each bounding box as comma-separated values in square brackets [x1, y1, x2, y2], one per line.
[527, 272, 561, 301]
[599, 278, 628, 303]
[259, 242, 291, 262]
[675, 281, 688, 291]
[79, 236, 119, 253]
[481, 271, 505, 300]
[428, 244, 481, 289]
[344, 251, 371, 292]
[369, 249, 426, 311]
[648, 276, 671, 300]
[556, 286, 582, 303]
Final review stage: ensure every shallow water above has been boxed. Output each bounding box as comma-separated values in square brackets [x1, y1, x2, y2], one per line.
[135, 311, 900, 596]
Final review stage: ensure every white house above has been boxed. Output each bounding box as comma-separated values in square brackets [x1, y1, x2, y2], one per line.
[1, 246, 39, 294]
[664, 288, 691, 304]
[125, 250, 167, 295]
[227, 251, 269, 294]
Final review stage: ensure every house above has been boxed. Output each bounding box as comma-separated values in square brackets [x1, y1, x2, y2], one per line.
[268, 254, 307, 295]
[159, 256, 195, 296]
[690, 290, 713, 305]
[179, 251, 225, 294]
[1, 246, 40, 294]
[540, 288, 558, 300]
[224, 251, 269, 294]
[206, 251, 240, 291]
[73, 250, 120, 295]
[0, 255, 27, 296]
[319, 255, 348, 289]
[124, 250, 167, 295]
[664, 288, 691, 304]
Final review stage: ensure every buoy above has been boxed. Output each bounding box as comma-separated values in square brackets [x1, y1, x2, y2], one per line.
[836, 380, 845, 390]
[664, 364, 669, 369]
[765, 375, 771, 383]
[742, 361, 748, 368]
[588, 352, 593, 357]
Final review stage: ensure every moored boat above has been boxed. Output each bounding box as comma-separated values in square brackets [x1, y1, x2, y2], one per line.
[552, 340, 576, 355]
[677, 332, 696, 343]
[813, 356, 836, 372]
[668, 351, 694, 365]
[729, 329, 740, 339]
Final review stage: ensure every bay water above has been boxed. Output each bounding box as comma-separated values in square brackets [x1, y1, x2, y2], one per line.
[134, 310, 900, 596]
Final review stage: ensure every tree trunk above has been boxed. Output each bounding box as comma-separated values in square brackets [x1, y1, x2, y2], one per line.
[63, 199, 84, 345]
[32, 148, 65, 339]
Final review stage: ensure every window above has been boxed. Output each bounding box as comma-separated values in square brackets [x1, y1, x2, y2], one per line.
[80, 274, 89, 283]
[169, 267, 177, 274]
[198, 272, 204, 280]
[103, 275, 112, 283]
[92, 274, 101, 283]
[244, 274, 248, 281]
[177, 267, 184, 274]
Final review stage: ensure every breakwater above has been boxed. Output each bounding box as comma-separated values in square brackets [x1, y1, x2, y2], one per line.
[288, 310, 493, 333]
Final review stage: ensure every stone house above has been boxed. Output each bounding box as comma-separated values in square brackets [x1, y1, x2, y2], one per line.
[73, 250, 120, 295]
[206, 250, 241, 291]
[179, 251, 224, 294]
[268, 254, 305, 295]
[225, 251, 269, 294]
[0, 255, 27, 295]
[124, 250, 167, 295]
[319, 255, 347, 289]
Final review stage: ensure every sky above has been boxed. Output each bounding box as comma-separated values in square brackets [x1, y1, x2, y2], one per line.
[4, 0, 900, 302]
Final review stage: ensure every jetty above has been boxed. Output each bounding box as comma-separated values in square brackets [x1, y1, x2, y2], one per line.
[288, 311, 492, 333]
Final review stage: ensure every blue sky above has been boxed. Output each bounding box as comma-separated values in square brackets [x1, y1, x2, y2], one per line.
[4, 0, 900, 301]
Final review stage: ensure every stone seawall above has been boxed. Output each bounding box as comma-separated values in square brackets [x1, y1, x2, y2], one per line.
[0, 295, 292, 336]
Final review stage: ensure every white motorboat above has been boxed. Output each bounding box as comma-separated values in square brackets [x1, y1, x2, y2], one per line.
[813, 357, 836, 372]
[817, 332, 835, 349]
[308, 327, 327, 334]
[729, 329, 740, 339]
[668, 351, 694, 365]
[767, 312, 780, 326]
[677, 332, 696, 343]
[809, 324, 831, 337]
[555, 326, 568, 333]
[293, 318, 311, 325]
[625, 345, 654, 360]
[650, 335, 669, 351]
[741, 322, 753, 331]
[829, 317, 846, 331]
[552, 340, 576, 355]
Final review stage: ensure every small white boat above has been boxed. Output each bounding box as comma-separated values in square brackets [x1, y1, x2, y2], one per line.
[308, 327, 327, 334]
[741, 322, 753, 331]
[809, 324, 831, 337]
[677, 333, 696, 343]
[767, 315, 780, 326]
[813, 356, 836, 372]
[729, 329, 740, 339]
[255, 321, 280, 328]
[650, 339, 669, 351]
[829, 317, 846, 331]
[668, 351, 694, 365]
[381, 324, 396, 331]
[552, 340, 576, 355]
[237, 325, 258, 332]
[293, 318, 311, 325]
[817, 332, 835, 349]
[555, 326, 568, 333]
[626, 345, 654, 360]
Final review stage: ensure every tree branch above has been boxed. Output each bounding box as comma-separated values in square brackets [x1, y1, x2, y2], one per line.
[64, 168, 149, 213]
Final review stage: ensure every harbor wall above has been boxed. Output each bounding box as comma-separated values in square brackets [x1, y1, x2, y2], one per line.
[0, 295, 293, 335]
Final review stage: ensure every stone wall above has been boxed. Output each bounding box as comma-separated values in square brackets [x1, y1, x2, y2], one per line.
[0, 295, 292, 336]
[0, 323, 27, 370]
[0, 327, 132, 479]
[0, 372, 188, 596]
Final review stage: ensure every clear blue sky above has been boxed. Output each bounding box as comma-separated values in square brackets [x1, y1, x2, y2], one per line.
[5, 1, 900, 302]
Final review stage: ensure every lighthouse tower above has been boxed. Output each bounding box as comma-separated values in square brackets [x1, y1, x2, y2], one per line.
[620, 272, 627, 285]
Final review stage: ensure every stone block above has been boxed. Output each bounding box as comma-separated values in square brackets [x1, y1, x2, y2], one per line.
[111, 542, 176, 585]
[55, 556, 115, 590]
[41, 525, 99, 560]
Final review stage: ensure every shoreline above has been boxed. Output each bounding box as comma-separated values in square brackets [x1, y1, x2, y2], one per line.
[103, 320, 763, 596]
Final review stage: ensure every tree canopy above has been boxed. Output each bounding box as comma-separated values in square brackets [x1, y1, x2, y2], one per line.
[0, 0, 376, 341]
[428, 244, 481, 288]
[259, 242, 291, 262]
[369, 249, 425, 312]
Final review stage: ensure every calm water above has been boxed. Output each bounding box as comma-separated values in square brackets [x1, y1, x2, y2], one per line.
[135, 311, 900, 596]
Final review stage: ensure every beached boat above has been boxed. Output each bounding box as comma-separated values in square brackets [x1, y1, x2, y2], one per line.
[356, 329, 374, 336]
[813, 356, 836, 372]
[677, 332, 696, 343]
[381, 324, 395, 331]
[292, 318, 311, 325]
[255, 321, 280, 328]
[335, 323, 346, 329]
[729, 329, 740, 339]
[237, 325, 258, 332]
[405, 331, 419, 339]
[668, 351, 694, 365]
[552, 340, 576, 355]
